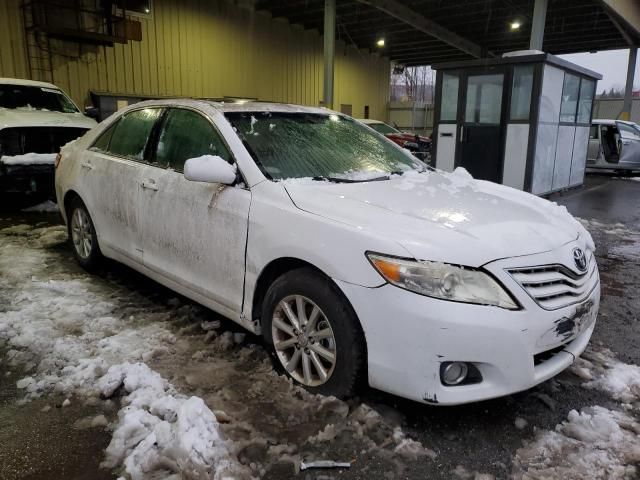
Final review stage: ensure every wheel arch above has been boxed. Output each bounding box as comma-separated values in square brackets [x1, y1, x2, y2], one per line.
[251, 257, 367, 340]
[62, 189, 82, 221]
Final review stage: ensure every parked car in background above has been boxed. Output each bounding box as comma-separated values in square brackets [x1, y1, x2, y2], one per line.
[587, 119, 640, 172]
[56, 100, 599, 405]
[0, 78, 96, 207]
[357, 118, 431, 163]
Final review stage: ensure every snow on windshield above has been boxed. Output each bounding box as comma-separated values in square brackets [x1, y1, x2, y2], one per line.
[225, 112, 424, 181]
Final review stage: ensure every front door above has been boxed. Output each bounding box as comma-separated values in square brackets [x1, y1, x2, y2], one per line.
[456, 70, 506, 182]
[138, 107, 251, 316]
[587, 125, 601, 164]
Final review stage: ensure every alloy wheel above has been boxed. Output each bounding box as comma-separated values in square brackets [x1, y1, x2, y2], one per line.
[271, 295, 337, 386]
[71, 208, 93, 260]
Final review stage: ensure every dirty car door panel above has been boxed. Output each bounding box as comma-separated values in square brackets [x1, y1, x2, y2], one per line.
[138, 107, 250, 316]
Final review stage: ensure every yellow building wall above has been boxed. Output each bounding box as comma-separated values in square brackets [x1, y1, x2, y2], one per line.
[0, 0, 390, 120]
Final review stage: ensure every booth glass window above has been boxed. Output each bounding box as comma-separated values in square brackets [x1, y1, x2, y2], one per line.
[465, 74, 503, 124]
[560, 73, 580, 123]
[440, 73, 459, 122]
[577, 79, 595, 124]
[510, 65, 534, 121]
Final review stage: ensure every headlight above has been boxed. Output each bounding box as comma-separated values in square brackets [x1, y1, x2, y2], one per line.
[367, 253, 518, 309]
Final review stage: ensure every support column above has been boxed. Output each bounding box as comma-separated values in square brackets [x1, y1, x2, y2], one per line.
[621, 46, 637, 121]
[323, 0, 335, 109]
[529, 0, 548, 51]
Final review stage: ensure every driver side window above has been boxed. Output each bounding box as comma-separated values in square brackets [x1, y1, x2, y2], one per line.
[154, 108, 232, 172]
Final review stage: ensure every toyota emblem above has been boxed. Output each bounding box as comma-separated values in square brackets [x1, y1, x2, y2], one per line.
[573, 248, 588, 272]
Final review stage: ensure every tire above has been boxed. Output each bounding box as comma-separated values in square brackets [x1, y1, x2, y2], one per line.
[67, 197, 102, 272]
[262, 267, 366, 398]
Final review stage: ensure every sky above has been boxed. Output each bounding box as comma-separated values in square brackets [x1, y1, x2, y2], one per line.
[559, 49, 639, 93]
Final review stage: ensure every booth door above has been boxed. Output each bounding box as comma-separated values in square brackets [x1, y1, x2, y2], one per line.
[457, 71, 506, 182]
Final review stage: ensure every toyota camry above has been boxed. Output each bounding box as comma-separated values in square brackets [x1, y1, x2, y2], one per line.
[55, 100, 600, 405]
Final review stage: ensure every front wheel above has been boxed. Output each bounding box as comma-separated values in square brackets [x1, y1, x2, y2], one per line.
[262, 268, 366, 398]
[67, 197, 102, 272]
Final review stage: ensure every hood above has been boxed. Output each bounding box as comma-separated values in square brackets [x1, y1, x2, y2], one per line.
[283, 170, 590, 267]
[0, 108, 97, 130]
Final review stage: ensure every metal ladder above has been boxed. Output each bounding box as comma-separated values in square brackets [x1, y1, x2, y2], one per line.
[21, 0, 54, 83]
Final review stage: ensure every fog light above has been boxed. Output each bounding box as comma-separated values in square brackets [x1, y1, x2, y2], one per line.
[442, 362, 468, 385]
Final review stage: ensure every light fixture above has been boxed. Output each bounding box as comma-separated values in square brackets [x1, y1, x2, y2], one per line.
[144, 7, 150, 13]
[509, 20, 521, 31]
[376, 38, 385, 47]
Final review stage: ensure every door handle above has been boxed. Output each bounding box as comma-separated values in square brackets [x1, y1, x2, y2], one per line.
[141, 180, 159, 191]
[80, 161, 94, 170]
[459, 126, 467, 143]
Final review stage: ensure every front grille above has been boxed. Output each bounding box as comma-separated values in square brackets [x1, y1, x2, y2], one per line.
[508, 253, 598, 310]
[0, 127, 88, 156]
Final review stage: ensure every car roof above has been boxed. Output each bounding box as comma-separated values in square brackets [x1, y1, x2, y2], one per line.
[592, 119, 638, 126]
[0, 77, 61, 89]
[356, 118, 384, 124]
[126, 98, 333, 115]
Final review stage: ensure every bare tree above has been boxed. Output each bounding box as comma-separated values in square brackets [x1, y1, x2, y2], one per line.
[391, 66, 434, 102]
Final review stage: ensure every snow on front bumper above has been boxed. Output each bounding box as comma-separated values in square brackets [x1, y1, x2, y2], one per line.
[335, 242, 600, 405]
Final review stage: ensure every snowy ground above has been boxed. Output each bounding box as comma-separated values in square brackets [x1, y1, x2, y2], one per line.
[1, 174, 639, 479]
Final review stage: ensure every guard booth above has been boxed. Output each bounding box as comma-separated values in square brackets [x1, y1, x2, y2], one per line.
[432, 52, 601, 195]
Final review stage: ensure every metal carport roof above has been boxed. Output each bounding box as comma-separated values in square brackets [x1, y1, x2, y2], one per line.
[254, 0, 640, 66]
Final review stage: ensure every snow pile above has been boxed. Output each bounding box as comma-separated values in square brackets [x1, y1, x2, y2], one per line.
[1, 153, 56, 165]
[513, 406, 640, 480]
[99, 363, 241, 479]
[452, 166, 473, 179]
[22, 200, 60, 213]
[571, 348, 640, 404]
[0, 225, 242, 479]
[577, 218, 640, 237]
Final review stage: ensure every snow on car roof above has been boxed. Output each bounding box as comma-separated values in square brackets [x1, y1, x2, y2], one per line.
[356, 118, 384, 124]
[119, 98, 336, 116]
[0, 77, 61, 90]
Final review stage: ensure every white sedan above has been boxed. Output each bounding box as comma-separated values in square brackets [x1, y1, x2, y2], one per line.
[55, 100, 600, 405]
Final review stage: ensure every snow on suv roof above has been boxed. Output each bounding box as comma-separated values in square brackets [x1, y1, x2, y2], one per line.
[0, 77, 60, 89]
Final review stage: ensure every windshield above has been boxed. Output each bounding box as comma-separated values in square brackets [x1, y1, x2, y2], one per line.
[367, 122, 399, 135]
[0, 84, 79, 113]
[225, 112, 423, 181]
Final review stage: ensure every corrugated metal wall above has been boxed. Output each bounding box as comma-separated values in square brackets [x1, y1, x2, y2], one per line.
[0, 0, 390, 120]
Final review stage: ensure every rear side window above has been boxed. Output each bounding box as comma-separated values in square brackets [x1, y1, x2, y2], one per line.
[154, 108, 231, 171]
[92, 121, 118, 152]
[108, 108, 163, 160]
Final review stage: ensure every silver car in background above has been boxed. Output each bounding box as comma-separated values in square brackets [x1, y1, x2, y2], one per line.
[587, 119, 640, 172]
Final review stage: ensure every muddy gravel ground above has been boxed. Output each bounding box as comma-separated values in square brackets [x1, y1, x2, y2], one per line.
[0, 174, 639, 479]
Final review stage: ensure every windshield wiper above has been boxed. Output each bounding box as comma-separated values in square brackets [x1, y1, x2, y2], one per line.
[312, 175, 390, 183]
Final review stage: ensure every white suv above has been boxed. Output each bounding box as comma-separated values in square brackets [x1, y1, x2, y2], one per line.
[55, 99, 600, 405]
[0, 78, 96, 206]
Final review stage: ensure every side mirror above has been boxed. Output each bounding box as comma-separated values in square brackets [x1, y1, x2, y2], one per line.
[184, 155, 237, 185]
[84, 106, 100, 120]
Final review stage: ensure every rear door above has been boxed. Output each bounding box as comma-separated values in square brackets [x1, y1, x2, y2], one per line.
[82, 107, 164, 262]
[137, 107, 251, 315]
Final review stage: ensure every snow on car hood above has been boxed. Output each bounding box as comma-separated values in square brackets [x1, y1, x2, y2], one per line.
[283, 169, 590, 267]
[0, 108, 96, 130]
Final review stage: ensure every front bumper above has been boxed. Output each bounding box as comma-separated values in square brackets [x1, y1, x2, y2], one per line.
[0, 163, 55, 197]
[336, 243, 600, 405]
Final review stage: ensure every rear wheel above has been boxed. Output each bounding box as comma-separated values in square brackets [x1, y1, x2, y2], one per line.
[67, 197, 102, 271]
[262, 268, 366, 397]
